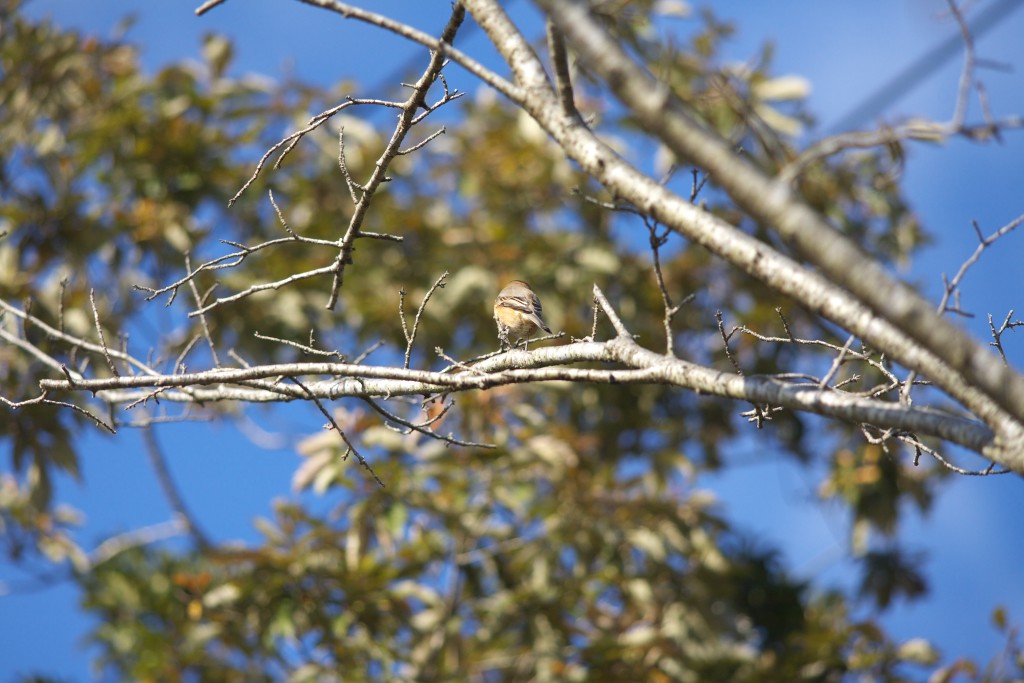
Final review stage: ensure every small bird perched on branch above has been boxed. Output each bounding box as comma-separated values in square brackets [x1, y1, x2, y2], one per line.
[494, 280, 552, 350]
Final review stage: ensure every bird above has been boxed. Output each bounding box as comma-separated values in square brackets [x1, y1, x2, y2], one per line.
[493, 280, 552, 350]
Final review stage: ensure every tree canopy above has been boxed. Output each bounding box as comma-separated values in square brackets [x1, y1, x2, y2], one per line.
[2, 0, 1023, 680]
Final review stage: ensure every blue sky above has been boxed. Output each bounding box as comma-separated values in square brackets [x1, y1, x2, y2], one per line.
[4, 1, 1024, 680]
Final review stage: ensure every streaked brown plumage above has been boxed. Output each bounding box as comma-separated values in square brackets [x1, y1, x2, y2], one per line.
[493, 280, 551, 349]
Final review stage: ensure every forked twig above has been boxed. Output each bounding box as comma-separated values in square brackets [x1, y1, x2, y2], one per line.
[362, 395, 494, 448]
[401, 271, 448, 369]
[287, 375, 384, 488]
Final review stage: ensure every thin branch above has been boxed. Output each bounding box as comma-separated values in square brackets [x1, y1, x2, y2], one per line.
[173, 336, 202, 374]
[819, 335, 858, 390]
[690, 168, 711, 202]
[41, 397, 116, 433]
[337, 127, 363, 203]
[989, 310, 1022, 366]
[352, 339, 385, 365]
[737, 323, 900, 390]
[90, 289, 119, 377]
[287, 375, 384, 487]
[188, 263, 338, 318]
[591, 284, 630, 339]
[362, 395, 495, 449]
[397, 126, 447, 156]
[645, 217, 692, 356]
[940, 214, 1024, 316]
[781, 116, 1024, 184]
[436, 346, 504, 374]
[186, 254, 221, 368]
[90, 520, 188, 566]
[141, 424, 212, 548]
[895, 431, 1009, 476]
[322, 6, 466, 310]
[946, 0, 976, 129]
[134, 235, 328, 304]
[292, 0, 521, 102]
[58, 278, 68, 333]
[255, 331, 345, 360]
[0, 299, 173, 387]
[903, 211, 1024, 402]
[228, 99, 357, 206]
[268, 189, 298, 237]
[401, 271, 448, 369]
[715, 311, 742, 375]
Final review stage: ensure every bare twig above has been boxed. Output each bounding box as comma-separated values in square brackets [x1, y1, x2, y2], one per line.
[940, 214, 1024, 317]
[645, 217, 693, 355]
[124, 386, 174, 410]
[362, 396, 495, 449]
[397, 126, 447, 156]
[134, 235, 329, 304]
[287, 375, 384, 487]
[189, 263, 338, 318]
[42, 397, 116, 433]
[588, 292, 600, 341]
[322, 6, 467, 311]
[436, 347, 497, 374]
[902, 212, 1024, 402]
[988, 310, 1022, 365]
[716, 311, 742, 375]
[255, 331, 345, 360]
[337, 127, 363, 203]
[741, 403, 783, 428]
[401, 271, 448, 369]
[352, 339, 385, 365]
[268, 190, 297, 237]
[690, 168, 711, 202]
[228, 99, 357, 206]
[58, 278, 68, 333]
[186, 254, 222, 368]
[90, 289, 119, 377]
[819, 335, 858, 390]
[173, 336, 202, 374]
[591, 284, 630, 338]
[293, 0, 521, 102]
[895, 430, 1009, 476]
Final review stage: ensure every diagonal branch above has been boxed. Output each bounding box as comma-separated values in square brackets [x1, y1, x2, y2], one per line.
[400, 271, 448, 369]
[458, 0, 1022, 450]
[322, 2, 466, 309]
[534, 0, 1024, 428]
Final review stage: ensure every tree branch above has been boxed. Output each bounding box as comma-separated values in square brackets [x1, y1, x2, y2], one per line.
[459, 0, 1022, 450]
[534, 0, 1024, 428]
[19, 286, 1017, 471]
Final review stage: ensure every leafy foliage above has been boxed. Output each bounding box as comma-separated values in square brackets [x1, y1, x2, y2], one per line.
[1, 2, 1021, 681]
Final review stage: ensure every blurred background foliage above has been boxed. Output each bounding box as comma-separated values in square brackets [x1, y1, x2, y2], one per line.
[0, 0, 1019, 680]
